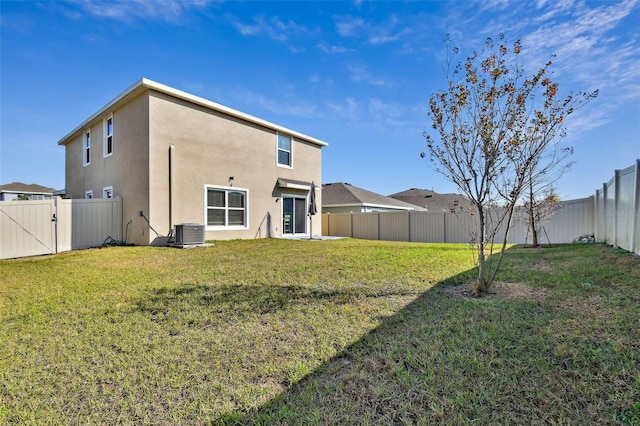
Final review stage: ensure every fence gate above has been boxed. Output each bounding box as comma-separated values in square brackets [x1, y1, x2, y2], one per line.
[0, 200, 57, 259]
[1, 197, 123, 259]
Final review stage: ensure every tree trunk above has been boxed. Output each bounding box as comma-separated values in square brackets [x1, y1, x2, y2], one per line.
[474, 205, 488, 296]
[528, 177, 539, 247]
[530, 207, 539, 247]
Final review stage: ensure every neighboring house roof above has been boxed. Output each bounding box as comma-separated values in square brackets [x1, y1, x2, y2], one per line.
[323, 182, 425, 211]
[57, 78, 328, 148]
[0, 182, 57, 194]
[389, 188, 472, 212]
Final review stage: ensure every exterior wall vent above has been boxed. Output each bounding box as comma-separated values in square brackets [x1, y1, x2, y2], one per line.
[175, 223, 205, 245]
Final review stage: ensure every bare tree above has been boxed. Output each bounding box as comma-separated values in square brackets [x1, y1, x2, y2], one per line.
[422, 34, 597, 296]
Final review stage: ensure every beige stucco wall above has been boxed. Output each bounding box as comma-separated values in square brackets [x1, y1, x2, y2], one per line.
[147, 91, 323, 242]
[63, 94, 151, 245]
[63, 86, 324, 245]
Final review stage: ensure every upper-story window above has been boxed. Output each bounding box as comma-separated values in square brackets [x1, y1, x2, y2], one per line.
[277, 134, 292, 167]
[85, 190, 93, 199]
[83, 130, 91, 166]
[104, 114, 113, 157]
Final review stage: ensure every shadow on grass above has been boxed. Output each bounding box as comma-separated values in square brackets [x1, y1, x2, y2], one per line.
[212, 248, 638, 424]
[135, 282, 426, 318]
[132, 245, 637, 424]
[211, 277, 555, 425]
[169, 261, 542, 424]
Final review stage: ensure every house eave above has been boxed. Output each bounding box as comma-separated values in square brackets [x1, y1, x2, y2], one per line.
[58, 78, 329, 148]
[277, 178, 315, 191]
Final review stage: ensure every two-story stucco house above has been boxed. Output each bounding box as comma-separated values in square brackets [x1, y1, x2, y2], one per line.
[58, 78, 327, 245]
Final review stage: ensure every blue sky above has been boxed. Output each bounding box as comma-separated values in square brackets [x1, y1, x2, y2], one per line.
[1, 0, 639, 200]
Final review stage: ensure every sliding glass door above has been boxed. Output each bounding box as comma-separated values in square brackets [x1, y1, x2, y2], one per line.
[282, 196, 306, 235]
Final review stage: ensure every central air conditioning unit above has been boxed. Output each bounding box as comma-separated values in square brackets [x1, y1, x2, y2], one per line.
[174, 223, 205, 245]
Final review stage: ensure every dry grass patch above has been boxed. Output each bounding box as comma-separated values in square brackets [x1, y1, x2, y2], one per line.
[441, 281, 548, 301]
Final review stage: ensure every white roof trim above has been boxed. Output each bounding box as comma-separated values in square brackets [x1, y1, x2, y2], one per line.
[0, 190, 55, 195]
[58, 78, 328, 147]
[325, 203, 415, 211]
[278, 179, 312, 191]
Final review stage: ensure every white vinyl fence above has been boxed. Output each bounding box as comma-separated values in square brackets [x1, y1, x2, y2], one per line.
[323, 159, 640, 255]
[595, 160, 640, 254]
[323, 197, 593, 245]
[1, 197, 122, 259]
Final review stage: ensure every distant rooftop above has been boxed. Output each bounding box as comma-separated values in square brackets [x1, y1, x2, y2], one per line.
[323, 182, 425, 211]
[388, 188, 472, 212]
[0, 182, 57, 194]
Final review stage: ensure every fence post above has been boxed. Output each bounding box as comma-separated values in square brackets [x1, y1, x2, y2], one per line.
[630, 159, 640, 254]
[350, 212, 354, 238]
[614, 169, 622, 248]
[443, 211, 447, 243]
[407, 210, 411, 242]
[603, 182, 609, 244]
[591, 195, 596, 244]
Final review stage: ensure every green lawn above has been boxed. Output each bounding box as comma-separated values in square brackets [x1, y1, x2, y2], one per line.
[1, 239, 638, 425]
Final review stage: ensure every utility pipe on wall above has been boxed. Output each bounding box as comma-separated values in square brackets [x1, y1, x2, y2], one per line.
[169, 144, 175, 234]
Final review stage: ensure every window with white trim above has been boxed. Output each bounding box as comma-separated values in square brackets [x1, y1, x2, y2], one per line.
[205, 185, 248, 229]
[83, 130, 91, 166]
[85, 190, 93, 199]
[277, 133, 292, 167]
[104, 114, 113, 157]
[103, 186, 113, 199]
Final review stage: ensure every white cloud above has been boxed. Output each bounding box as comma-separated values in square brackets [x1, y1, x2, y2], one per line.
[233, 88, 318, 118]
[347, 64, 391, 86]
[521, 0, 640, 97]
[228, 14, 312, 42]
[442, 0, 639, 134]
[327, 97, 359, 122]
[326, 96, 422, 133]
[72, 0, 211, 24]
[333, 14, 409, 45]
[317, 43, 352, 54]
[334, 16, 365, 36]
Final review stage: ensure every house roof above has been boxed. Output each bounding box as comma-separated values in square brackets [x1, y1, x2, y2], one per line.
[58, 78, 328, 148]
[322, 182, 425, 211]
[388, 188, 472, 212]
[0, 182, 57, 194]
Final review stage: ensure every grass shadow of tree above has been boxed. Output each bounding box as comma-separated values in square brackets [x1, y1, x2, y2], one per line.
[131, 245, 638, 424]
[206, 264, 565, 425]
[134, 282, 411, 318]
